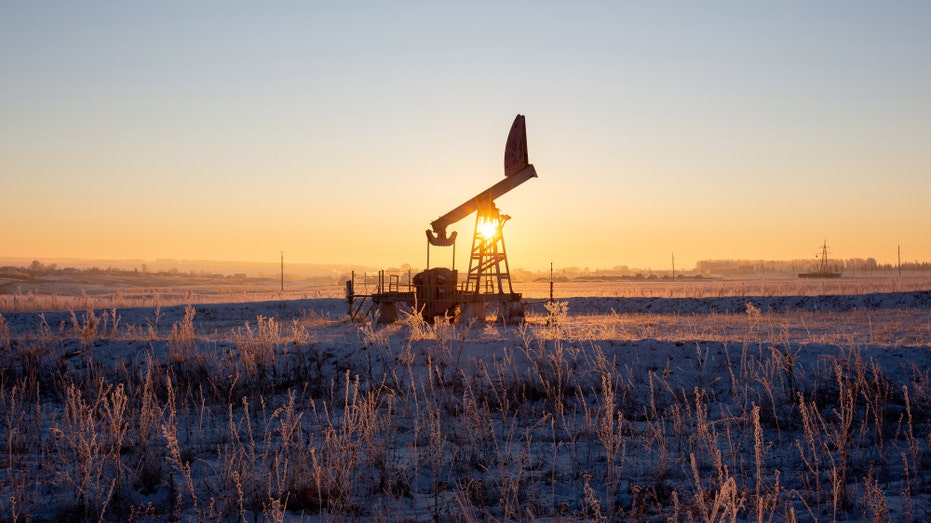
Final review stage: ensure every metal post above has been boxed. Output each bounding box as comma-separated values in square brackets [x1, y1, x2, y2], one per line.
[345, 272, 354, 317]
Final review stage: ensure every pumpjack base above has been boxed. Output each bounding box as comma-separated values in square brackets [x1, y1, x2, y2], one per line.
[347, 273, 524, 325]
[457, 293, 525, 325]
[365, 291, 524, 325]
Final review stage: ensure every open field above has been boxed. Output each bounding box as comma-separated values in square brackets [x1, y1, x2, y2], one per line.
[3, 269, 931, 312]
[2, 278, 931, 521]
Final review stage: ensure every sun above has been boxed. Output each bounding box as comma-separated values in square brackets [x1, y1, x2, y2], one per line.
[478, 217, 499, 240]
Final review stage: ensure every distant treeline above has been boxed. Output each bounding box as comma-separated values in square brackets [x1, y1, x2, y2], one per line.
[0, 260, 250, 279]
[696, 258, 931, 275]
[0, 260, 359, 282]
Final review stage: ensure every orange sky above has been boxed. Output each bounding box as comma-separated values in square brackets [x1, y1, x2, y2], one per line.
[2, 4, 930, 272]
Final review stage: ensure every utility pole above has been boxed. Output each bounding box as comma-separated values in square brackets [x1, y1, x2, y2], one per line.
[280, 251, 284, 292]
[898, 245, 901, 277]
[672, 253, 676, 281]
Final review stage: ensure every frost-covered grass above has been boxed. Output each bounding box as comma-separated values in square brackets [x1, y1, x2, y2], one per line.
[1, 290, 931, 521]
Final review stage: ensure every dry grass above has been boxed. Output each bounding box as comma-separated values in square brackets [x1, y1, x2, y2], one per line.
[0, 291, 930, 521]
[0, 285, 344, 313]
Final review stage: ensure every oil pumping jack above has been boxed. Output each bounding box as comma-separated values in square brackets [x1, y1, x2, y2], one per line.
[346, 114, 538, 324]
[419, 114, 538, 323]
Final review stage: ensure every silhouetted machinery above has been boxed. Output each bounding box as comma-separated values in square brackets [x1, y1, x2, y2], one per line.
[346, 115, 538, 323]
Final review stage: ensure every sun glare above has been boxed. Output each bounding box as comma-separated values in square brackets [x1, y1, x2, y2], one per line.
[478, 217, 499, 240]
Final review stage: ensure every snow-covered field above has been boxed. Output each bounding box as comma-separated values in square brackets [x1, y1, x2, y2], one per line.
[2, 283, 931, 521]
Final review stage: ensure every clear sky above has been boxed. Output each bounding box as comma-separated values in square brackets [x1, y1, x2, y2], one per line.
[2, 2, 930, 272]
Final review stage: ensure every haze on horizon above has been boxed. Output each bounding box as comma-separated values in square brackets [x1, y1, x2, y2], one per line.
[2, 2, 930, 273]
